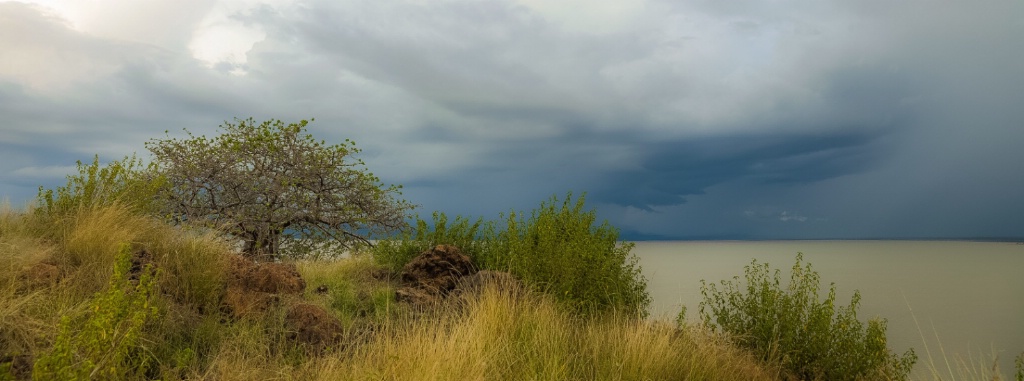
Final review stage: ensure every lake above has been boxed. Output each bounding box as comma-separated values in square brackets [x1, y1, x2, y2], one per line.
[633, 240, 1024, 377]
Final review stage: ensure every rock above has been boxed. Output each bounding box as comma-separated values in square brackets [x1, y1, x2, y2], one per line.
[285, 303, 344, 350]
[220, 255, 306, 318]
[399, 244, 476, 294]
[227, 255, 306, 295]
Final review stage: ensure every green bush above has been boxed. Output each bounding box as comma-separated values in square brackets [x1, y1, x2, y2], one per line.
[373, 193, 649, 317]
[1016, 352, 1023, 381]
[36, 155, 164, 218]
[33, 244, 160, 380]
[372, 211, 490, 274]
[488, 194, 648, 316]
[698, 253, 916, 380]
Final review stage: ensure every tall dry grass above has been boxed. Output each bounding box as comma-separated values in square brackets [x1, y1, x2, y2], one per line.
[1, 203, 236, 379]
[3, 203, 784, 380]
[281, 279, 779, 381]
[909, 313, 1020, 381]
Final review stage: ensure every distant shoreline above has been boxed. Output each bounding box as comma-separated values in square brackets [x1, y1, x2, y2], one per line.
[624, 237, 1024, 243]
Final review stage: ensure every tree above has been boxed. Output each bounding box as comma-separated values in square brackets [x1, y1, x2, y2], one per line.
[146, 118, 414, 260]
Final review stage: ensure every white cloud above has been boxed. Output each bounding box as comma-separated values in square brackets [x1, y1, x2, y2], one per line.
[0, 3, 122, 94]
[20, 0, 215, 49]
[778, 211, 808, 222]
[11, 165, 77, 180]
[188, 0, 292, 73]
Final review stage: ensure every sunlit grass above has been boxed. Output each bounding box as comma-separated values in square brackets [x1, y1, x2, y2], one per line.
[1, 204, 782, 380]
[286, 278, 778, 381]
[10, 203, 1000, 380]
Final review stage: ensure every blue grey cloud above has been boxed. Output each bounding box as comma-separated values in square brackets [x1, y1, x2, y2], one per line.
[592, 132, 884, 209]
[2, 0, 1022, 240]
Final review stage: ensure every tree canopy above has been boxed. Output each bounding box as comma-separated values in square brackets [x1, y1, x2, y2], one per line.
[146, 118, 413, 260]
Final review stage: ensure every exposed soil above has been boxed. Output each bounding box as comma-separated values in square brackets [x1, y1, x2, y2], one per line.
[127, 248, 156, 286]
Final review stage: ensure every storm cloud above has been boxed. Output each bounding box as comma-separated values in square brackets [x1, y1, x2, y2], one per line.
[2, 0, 1022, 240]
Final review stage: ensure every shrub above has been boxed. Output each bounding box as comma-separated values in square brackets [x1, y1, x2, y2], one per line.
[33, 244, 160, 380]
[372, 211, 489, 274]
[1016, 352, 1023, 381]
[373, 193, 649, 317]
[698, 253, 916, 381]
[489, 194, 648, 317]
[36, 155, 163, 218]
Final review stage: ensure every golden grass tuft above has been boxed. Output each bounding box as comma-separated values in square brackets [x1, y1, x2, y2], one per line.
[297, 278, 778, 381]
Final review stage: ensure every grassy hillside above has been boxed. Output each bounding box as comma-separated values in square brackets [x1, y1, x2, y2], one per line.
[0, 204, 779, 380]
[1, 203, 1018, 380]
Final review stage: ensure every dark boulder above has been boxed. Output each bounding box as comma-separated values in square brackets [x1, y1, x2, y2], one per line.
[396, 245, 477, 305]
[285, 303, 344, 351]
[400, 244, 476, 294]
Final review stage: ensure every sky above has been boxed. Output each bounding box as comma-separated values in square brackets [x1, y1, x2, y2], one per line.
[2, 0, 1022, 240]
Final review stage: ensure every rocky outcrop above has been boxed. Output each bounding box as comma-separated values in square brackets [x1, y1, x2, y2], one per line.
[219, 255, 345, 350]
[395, 245, 523, 306]
[228, 256, 306, 294]
[220, 255, 306, 317]
[285, 303, 345, 350]
[395, 245, 477, 305]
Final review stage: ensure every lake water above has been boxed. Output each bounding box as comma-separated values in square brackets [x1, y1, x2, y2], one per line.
[633, 241, 1024, 377]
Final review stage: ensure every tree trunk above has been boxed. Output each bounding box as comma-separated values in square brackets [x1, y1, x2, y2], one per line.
[242, 229, 280, 261]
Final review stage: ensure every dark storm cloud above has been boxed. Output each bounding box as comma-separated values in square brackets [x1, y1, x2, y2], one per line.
[2, 0, 1023, 240]
[593, 132, 882, 209]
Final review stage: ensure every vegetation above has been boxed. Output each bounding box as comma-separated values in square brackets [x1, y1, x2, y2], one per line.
[699, 253, 918, 381]
[146, 118, 414, 260]
[4, 119, 992, 380]
[36, 155, 163, 218]
[0, 203, 777, 381]
[372, 193, 650, 317]
[32, 245, 159, 380]
[0, 200, 1012, 381]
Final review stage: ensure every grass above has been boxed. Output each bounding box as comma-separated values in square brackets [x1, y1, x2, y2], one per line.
[1, 203, 1018, 380]
[909, 302, 1023, 381]
[275, 279, 779, 381]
